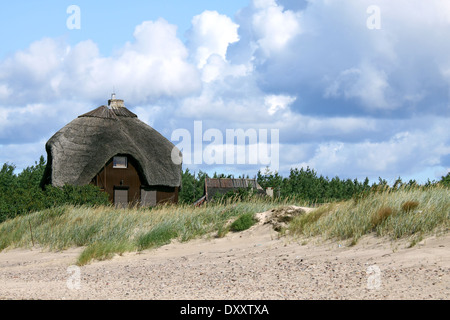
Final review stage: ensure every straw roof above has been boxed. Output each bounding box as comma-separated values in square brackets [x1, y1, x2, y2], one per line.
[41, 102, 182, 188]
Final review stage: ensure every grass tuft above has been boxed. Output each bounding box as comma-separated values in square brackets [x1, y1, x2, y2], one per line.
[401, 200, 420, 213]
[371, 207, 394, 227]
[136, 224, 178, 251]
[230, 213, 258, 232]
[77, 241, 134, 266]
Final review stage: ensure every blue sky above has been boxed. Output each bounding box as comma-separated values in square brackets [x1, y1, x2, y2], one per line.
[0, 0, 449, 184]
[0, 1, 248, 57]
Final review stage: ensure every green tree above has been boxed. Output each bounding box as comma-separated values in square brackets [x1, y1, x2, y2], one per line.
[179, 168, 196, 204]
[257, 167, 283, 198]
[16, 155, 46, 189]
[178, 169, 208, 204]
[439, 172, 450, 187]
[0, 156, 109, 223]
[0, 163, 17, 193]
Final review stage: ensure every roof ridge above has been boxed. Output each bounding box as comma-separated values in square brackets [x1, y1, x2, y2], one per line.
[78, 105, 118, 120]
[78, 105, 138, 119]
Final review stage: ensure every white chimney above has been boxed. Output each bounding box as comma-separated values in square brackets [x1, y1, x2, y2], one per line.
[108, 93, 124, 108]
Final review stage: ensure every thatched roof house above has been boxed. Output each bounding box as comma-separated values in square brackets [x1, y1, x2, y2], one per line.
[41, 95, 182, 207]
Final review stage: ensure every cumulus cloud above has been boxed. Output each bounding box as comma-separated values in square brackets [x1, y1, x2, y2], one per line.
[324, 63, 392, 110]
[0, 100, 90, 145]
[200, 54, 250, 83]
[265, 94, 296, 115]
[241, 0, 450, 118]
[0, 38, 68, 105]
[251, 0, 301, 58]
[295, 119, 450, 180]
[186, 10, 240, 68]
[1, 0, 449, 182]
[0, 18, 201, 106]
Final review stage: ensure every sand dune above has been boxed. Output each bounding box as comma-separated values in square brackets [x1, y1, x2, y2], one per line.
[0, 206, 448, 300]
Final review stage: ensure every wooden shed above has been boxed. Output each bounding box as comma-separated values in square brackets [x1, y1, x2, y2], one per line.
[41, 95, 182, 207]
[204, 177, 265, 201]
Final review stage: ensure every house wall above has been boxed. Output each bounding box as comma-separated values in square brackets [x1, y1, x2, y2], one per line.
[91, 157, 142, 205]
[90, 155, 179, 206]
[156, 186, 179, 204]
[141, 185, 179, 206]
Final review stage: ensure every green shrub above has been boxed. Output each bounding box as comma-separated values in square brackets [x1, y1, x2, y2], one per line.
[0, 184, 109, 223]
[230, 212, 258, 232]
[0, 157, 110, 223]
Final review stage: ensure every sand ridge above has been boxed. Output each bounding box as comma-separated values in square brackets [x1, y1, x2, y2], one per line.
[0, 206, 448, 300]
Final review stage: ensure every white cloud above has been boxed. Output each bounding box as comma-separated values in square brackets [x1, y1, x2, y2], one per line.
[324, 63, 392, 110]
[265, 94, 296, 115]
[0, 19, 201, 106]
[295, 120, 450, 179]
[0, 84, 10, 99]
[243, 0, 450, 116]
[187, 10, 239, 68]
[200, 54, 250, 83]
[1, 1, 449, 184]
[0, 100, 90, 144]
[0, 38, 68, 103]
[133, 105, 163, 128]
[251, 0, 301, 58]
[78, 18, 201, 103]
[4, 38, 66, 82]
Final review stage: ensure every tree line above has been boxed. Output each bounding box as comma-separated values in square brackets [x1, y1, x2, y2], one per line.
[0, 156, 109, 223]
[255, 167, 449, 203]
[179, 166, 450, 204]
[1, 157, 449, 222]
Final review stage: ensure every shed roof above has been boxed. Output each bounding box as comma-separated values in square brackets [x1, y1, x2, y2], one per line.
[205, 178, 264, 200]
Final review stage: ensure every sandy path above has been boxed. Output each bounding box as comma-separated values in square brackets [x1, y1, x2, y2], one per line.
[0, 207, 449, 300]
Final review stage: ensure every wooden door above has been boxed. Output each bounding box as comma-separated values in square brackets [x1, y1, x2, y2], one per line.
[114, 188, 128, 208]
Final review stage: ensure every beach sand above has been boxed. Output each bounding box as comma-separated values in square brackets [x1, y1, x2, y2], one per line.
[0, 207, 448, 300]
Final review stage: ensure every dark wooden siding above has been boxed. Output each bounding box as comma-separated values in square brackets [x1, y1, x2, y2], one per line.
[91, 155, 179, 206]
[156, 186, 179, 204]
[91, 156, 142, 205]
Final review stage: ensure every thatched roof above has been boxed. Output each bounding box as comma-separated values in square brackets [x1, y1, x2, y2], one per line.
[41, 99, 182, 188]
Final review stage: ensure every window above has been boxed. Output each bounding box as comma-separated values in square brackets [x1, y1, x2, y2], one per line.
[113, 156, 127, 168]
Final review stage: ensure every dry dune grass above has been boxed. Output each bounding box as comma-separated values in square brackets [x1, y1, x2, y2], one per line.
[0, 186, 448, 266]
[0, 197, 298, 265]
[371, 207, 393, 227]
[289, 186, 449, 246]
